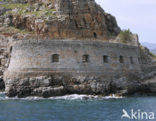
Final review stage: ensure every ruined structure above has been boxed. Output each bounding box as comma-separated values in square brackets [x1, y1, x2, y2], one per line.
[0, 0, 156, 97]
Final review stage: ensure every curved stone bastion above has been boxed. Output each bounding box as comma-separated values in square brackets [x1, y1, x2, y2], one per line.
[4, 39, 142, 97]
[5, 39, 141, 77]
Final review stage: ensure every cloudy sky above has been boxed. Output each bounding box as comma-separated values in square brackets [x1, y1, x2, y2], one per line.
[95, 0, 156, 44]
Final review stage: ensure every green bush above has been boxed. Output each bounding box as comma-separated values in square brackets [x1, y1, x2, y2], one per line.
[119, 29, 132, 43]
[149, 51, 156, 59]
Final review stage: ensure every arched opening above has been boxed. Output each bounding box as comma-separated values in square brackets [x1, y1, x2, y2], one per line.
[93, 32, 97, 38]
[75, 20, 78, 28]
[119, 56, 124, 63]
[10, 46, 12, 53]
[52, 54, 59, 63]
[103, 55, 109, 63]
[130, 56, 134, 64]
[82, 55, 89, 63]
[83, 18, 87, 25]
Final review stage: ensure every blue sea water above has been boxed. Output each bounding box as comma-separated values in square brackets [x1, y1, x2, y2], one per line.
[0, 93, 156, 121]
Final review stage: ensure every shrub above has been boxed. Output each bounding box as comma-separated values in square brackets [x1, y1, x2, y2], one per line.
[149, 51, 156, 59]
[119, 29, 132, 43]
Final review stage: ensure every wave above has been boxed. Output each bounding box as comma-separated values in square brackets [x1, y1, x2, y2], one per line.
[0, 91, 5, 94]
[49, 94, 123, 100]
[49, 94, 99, 100]
[0, 93, 123, 101]
[103, 94, 123, 99]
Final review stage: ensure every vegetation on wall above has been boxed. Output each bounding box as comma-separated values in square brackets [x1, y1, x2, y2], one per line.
[119, 29, 132, 43]
[149, 51, 156, 60]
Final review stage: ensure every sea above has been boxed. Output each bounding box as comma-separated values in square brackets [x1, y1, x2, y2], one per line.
[0, 92, 156, 121]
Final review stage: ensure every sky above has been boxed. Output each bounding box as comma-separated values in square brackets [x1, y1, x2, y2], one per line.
[95, 0, 156, 44]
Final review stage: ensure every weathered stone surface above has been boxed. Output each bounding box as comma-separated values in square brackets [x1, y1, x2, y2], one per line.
[4, 71, 156, 97]
[4, 75, 111, 97]
[33, 86, 65, 98]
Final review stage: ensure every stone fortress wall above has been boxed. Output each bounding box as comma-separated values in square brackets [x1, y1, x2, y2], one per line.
[5, 39, 141, 80]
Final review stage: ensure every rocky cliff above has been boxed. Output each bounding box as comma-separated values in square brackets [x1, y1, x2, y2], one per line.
[0, 0, 121, 40]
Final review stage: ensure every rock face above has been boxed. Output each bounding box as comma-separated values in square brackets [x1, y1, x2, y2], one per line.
[0, 0, 120, 40]
[5, 75, 111, 97]
[0, 0, 156, 97]
[5, 70, 156, 97]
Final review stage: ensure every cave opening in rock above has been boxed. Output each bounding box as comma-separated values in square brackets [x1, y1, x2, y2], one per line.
[93, 32, 97, 38]
[75, 20, 78, 28]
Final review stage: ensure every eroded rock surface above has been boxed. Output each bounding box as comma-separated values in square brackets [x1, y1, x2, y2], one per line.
[5, 76, 111, 97]
[0, 0, 121, 40]
[5, 71, 156, 98]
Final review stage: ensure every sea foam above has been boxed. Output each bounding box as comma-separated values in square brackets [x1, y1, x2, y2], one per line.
[0, 93, 123, 101]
